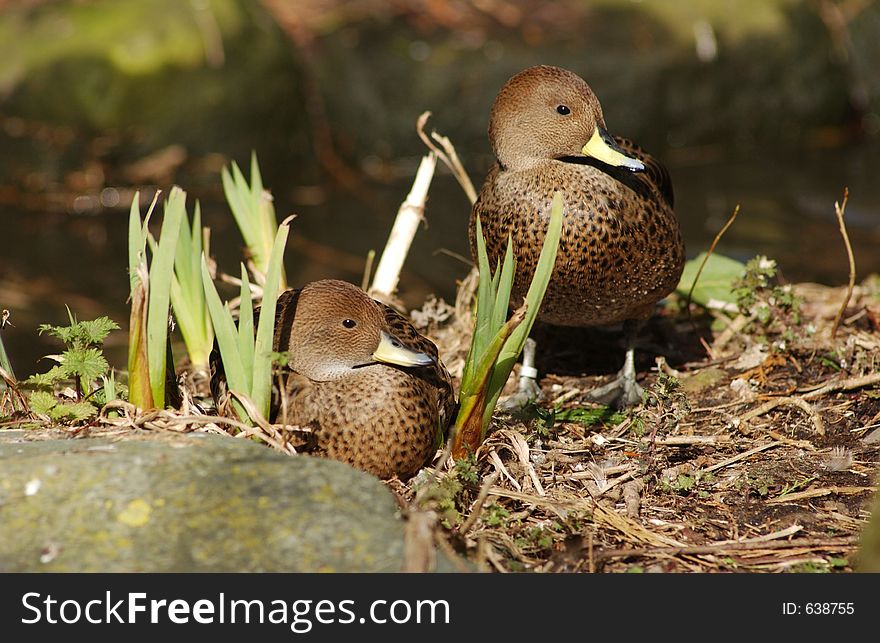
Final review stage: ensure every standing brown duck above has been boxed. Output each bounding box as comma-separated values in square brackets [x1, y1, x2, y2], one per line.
[471, 65, 684, 406]
[212, 279, 455, 480]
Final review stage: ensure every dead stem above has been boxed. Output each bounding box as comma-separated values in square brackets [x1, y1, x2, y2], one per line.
[360, 249, 376, 291]
[740, 396, 825, 435]
[701, 441, 783, 474]
[596, 535, 860, 562]
[802, 372, 880, 399]
[370, 152, 437, 300]
[766, 485, 874, 505]
[460, 471, 500, 534]
[687, 204, 740, 320]
[831, 187, 856, 338]
[417, 111, 478, 205]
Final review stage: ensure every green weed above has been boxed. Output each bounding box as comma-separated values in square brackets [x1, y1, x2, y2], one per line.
[451, 192, 564, 457]
[24, 312, 120, 422]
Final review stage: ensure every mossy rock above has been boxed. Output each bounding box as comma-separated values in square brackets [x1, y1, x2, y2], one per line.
[0, 431, 451, 572]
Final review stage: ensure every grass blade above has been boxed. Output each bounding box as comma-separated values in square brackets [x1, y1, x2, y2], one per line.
[453, 191, 565, 455]
[126, 191, 159, 410]
[201, 255, 249, 421]
[127, 263, 153, 409]
[484, 191, 565, 425]
[222, 154, 284, 288]
[491, 235, 515, 333]
[168, 199, 214, 370]
[251, 219, 291, 420]
[145, 187, 186, 407]
[127, 192, 144, 293]
[0, 325, 14, 381]
[452, 304, 526, 457]
[237, 264, 255, 390]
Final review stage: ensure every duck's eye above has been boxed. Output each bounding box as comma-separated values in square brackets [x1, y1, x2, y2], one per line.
[342, 319, 357, 329]
[556, 105, 571, 115]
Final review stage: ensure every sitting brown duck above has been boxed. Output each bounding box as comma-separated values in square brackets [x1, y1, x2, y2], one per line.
[212, 279, 455, 480]
[471, 65, 684, 407]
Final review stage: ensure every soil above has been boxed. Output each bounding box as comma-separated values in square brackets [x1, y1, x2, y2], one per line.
[400, 276, 880, 573]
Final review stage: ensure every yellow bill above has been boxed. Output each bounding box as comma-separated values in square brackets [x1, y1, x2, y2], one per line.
[372, 331, 434, 367]
[582, 127, 645, 171]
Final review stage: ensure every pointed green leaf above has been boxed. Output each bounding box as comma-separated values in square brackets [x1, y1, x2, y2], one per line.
[486, 191, 564, 430]
[237, 264, 255, 389]
[200, 256, 248, 403]
[251, 221, 290, 420]
[127, 192, 143, 293]
[491, 235, 516, 333]
[146, 187, 186, 407]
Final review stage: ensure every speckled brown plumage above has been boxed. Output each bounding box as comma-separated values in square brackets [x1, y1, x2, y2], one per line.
[213, 279, 455, 481]
[471, 65, 684, 328]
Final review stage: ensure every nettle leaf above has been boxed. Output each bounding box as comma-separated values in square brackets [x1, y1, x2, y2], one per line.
[50, 401, 97, 422]
[62, 348, 109, 382]
[24, 365, 68, 389]
[30, 390, 97, 422]
[38, 317, 119, 349]
[28, 390, 58, 415]
[76, 317, 120, 346]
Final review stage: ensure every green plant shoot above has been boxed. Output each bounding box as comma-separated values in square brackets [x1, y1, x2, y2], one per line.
[452, 191, 564, 457]
[201, 219, 291, 423]
[168, 201, 214, 371]
[221, 152, 286, 288]
[127, 188, 185, 409]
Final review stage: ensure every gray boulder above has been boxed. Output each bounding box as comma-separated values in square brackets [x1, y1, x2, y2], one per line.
[0, 431, 449, 572]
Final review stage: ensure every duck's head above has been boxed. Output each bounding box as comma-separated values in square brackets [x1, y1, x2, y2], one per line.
[488, 65, 645, 173]
[281, 279, 434, 382]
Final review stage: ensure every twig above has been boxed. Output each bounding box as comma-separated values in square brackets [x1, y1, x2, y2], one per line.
[727, 524, 803, 543]
[596, 535, 859, 561]
[504, 429, 545, 496]
[687, 204, 740, 320]
[403, 510, 437, 572]
[459, 472, 500, 533]
[370, 152, 437, 298]
[766, 485, 875, 505]
[360, 249, 376, 291]
[711, 313, 753, 353]
[417, 111, 478, 205]
[622, 479, 643, 518]
[488, 447, 521, 491]
[831, 187, 855, 338]
[700, 441, 782, 473]
[644, 435, 732, 446]
[739, 396, 825, 435]
[802, 372, 880, 400]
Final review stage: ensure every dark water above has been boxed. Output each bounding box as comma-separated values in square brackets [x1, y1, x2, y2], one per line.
[4, 143, 880, 378]
[2, 0, 880, 377]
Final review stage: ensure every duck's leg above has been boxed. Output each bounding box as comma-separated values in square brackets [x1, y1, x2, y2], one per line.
[499, 337, 542, 410]
[587, 319, 644, 408]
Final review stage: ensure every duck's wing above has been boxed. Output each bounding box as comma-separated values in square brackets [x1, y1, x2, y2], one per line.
[267, 288, 303, 353]
[613, 136, 674, 209]
[377, 302, 458, 438]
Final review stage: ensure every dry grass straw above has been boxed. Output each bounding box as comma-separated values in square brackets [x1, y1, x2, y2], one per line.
[831, 187, 856, 338]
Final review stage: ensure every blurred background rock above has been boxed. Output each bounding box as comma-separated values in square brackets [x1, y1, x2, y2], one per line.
[1, 0, 879, 374]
